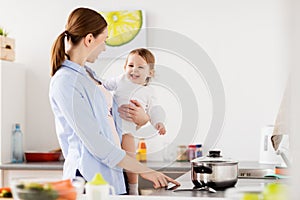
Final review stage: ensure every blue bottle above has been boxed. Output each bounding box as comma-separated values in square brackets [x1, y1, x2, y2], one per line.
[11, 123, 24, 163]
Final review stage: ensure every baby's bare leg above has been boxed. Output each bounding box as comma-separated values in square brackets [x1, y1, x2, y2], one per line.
[122, 134, 139, 194]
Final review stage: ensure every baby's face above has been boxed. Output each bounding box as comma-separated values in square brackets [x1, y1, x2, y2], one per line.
[124, 53, 153, 85]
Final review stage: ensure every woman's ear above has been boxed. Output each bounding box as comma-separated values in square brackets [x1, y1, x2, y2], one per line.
[84, 33, 94, 46]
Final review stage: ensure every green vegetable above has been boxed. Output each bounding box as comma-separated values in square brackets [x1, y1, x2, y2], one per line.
[0, 190, 12, 198]
[242, 192, 260, 200]
[25, 182, 44, 191]
[16, 184, 25, 189]
[2, 191, 12, 197]
[263, 183, 288, 200]
[0, 28, 8, 37]
[16, 183, 58, 200]
[18, 190, 58, 200]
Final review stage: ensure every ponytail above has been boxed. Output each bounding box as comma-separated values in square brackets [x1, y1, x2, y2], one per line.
[50, 8, 107, 77]
[50, 32, 66, 77]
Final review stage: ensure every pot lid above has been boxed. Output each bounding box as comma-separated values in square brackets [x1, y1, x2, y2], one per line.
[191, 150, 238, 164]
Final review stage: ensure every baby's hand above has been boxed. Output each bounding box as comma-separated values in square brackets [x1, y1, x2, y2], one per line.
[155, 123, 166, 135]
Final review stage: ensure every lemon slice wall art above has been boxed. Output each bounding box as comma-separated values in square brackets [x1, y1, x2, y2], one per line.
[99, 10, 146, 58]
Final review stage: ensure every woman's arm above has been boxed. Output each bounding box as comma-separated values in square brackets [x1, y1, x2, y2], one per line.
[118, 99, 150, 126]
[117, 154, 180, 188]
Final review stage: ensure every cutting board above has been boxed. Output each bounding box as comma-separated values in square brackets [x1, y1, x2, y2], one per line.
[0, 198, 13, 200]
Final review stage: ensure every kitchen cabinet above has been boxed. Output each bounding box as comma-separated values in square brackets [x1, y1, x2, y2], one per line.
[0, 61, 26, 185]
[0, 162, 63, 187]
[1, 169, 63, 187]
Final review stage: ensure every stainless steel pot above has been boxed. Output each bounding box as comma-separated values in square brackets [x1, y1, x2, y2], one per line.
[191, 150, 238, 189]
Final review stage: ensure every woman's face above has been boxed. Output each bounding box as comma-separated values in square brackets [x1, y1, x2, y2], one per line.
[124, 53, 153, 85]
[87, 27, 108, 63]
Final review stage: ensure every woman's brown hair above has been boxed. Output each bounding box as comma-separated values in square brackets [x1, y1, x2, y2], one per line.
[50, 7, 107, 76]
[124, 48, 155, 85]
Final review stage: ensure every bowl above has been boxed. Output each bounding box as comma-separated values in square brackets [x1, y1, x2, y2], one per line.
[24, 151, 62, 162]
[10, 177, 85, 200]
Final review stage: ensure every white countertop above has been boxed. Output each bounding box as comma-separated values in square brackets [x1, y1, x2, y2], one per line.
[0, 161, 64, 170]
[0, 161, 190, 171]
[1, 161, 283, 199]
[140, 162, 286, 198]
[0, 160, 275, 171]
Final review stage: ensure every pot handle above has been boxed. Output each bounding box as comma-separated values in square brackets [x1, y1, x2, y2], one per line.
[193, 165, 213, 174]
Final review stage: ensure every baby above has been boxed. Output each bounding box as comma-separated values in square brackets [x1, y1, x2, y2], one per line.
[103, 48, 166, 195]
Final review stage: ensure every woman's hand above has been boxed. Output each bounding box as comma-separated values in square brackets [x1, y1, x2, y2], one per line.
[118, 155, 180, 189]
[118, 100, 149, 126]
[140, 170, 180, 189]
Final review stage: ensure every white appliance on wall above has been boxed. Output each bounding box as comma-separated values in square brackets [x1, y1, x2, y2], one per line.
[259, 125, 284, 165]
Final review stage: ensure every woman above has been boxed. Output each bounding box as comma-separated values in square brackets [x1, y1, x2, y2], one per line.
[49, 7, 180, 195]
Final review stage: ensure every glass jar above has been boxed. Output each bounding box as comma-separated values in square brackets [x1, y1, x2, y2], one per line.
[187, 144, 196, 161]
[176, 145, 188, 162]
[195, 144, 203, 158]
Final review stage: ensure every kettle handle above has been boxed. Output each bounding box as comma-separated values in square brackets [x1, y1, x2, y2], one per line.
[193, 165, 213, 174]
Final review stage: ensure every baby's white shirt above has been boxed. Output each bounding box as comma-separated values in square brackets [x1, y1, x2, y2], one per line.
[103, 74, 166, 127]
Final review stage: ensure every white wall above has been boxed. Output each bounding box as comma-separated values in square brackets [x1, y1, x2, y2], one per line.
[0, 0, 290, 161]
[0, 61, 26, 163]
[290, 0, 300, 198]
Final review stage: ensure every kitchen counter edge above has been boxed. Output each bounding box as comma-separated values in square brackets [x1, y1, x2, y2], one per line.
[0, 161, 191, 171]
